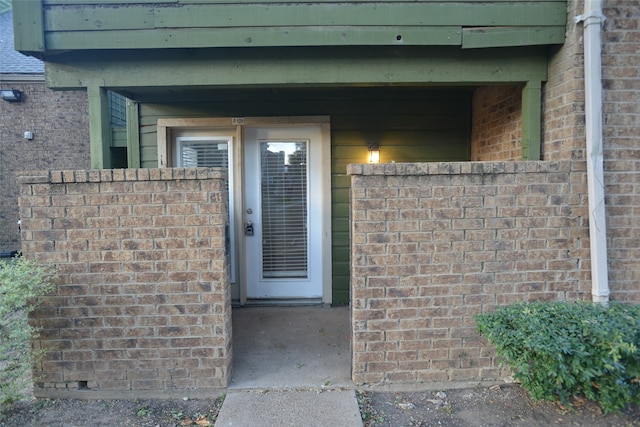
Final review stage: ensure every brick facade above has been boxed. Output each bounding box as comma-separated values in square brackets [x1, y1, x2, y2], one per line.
[541, 0, 640, 302]
[542, 0, 586, 163]
[471, 85, 523, 161]
[600, 1, 640, 302]
[0, 82, 90, 252]
[349, 161, 592, 385]
[18, 168, 231, 398]
[12, 0, 640, 393]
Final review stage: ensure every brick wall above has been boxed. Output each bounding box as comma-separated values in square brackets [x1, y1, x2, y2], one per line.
[543, 0, 585, 162]
[18, 168, 231, 398]
[0, 82, 89, 251]
[348, 161, 591, 385]
[600, 1, 640, 302]
[471, 85, 523, 161]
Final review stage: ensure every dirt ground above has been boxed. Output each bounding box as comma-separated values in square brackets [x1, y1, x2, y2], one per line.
[358, 385, 640, 427]
[1, 384, 639, 426]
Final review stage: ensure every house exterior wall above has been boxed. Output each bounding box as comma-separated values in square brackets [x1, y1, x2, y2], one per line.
[543, 0, 586, 162]
[600, 1, 640, 302]
[349, 161, 592, 385]
[0, 82, 90, 252]
[137, 88, 472, 304]
[544, 0, 640, 302]
[471, 85, 523, 161]
[18, 168, 231, 398]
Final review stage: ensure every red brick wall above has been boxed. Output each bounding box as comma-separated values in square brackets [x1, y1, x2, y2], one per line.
[18, 168, 231, 398]
[0, 83, 89, 252]
[471, 86, 523, 161]
[348, 161, 591, 385]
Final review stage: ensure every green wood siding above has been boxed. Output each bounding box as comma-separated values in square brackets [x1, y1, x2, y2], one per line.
[17, 1, 565, 54]
[135, 87, 471, 303]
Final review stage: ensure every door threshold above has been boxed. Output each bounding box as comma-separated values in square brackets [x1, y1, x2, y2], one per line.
[238, 298, 325, 307]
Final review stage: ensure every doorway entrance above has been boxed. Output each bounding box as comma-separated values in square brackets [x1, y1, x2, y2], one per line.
[157, 117, 332, 304]
[243, 126, 324, 299]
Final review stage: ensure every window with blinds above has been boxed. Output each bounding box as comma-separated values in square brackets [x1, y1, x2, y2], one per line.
[176, 136, 235, 282]
[178, 140, 230, 169]
[260, 141, 308, 279]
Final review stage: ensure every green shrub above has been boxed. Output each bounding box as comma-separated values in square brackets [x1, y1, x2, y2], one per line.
[476, 301, 640, 413]
[0, 255, 54, 415]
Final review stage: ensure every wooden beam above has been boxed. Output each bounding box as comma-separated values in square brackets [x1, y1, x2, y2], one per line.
[46, 26, 462, 49]
[40, 1, 566, 50]
[45, 46, 549, 90]
[521, 80, 542, 160]
[43, 2, 566, 31]
[462, 26, 565, 49]
[126, 99, 141, 168]
[87, 86, 112, 169]
[12, 0, 45, 52]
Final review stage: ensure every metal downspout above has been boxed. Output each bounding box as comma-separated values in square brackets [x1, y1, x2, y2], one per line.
[575, 0, 609, 303]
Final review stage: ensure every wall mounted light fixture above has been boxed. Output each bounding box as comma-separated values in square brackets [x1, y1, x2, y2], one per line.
[368, 144, 380, 163]
[0, 89, 22, 102]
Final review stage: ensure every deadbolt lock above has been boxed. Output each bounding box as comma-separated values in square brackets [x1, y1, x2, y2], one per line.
[245, 221, 254, 236]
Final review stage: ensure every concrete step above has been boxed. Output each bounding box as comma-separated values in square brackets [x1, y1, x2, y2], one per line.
[215, 389, 363, 427]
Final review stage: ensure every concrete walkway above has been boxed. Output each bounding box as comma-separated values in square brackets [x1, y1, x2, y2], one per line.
[214, 305, 363, 426]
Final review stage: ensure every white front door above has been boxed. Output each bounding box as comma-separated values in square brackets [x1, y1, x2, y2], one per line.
[243, 126, 324, 299]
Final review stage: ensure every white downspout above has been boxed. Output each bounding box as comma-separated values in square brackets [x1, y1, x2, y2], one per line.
[575, 0, 609, 303]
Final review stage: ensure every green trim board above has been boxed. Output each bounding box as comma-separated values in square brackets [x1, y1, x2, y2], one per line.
[462, 27, 566, 49]
[43, 2, 565, 30]
[45, 26, 464, 49]
[11, 0, 45, 52]
[126, 99, 141, 168]
[88, 86, 112, 169]
[521, 81, 542, 160]
[44, 46, 549, 91]
[16, 1, 566, 54]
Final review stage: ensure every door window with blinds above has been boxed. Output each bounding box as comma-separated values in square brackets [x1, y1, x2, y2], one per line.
[175, 136, 236, 282]
[260, 141, 308, 279]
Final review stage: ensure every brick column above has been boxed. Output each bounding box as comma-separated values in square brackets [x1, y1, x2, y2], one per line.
[18, 168, 231, 398]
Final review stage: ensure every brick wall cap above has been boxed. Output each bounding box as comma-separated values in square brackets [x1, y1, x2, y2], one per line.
[15, 171, 50, 184]
[347, 161, 570, 176]
[15, 168, 227, 184]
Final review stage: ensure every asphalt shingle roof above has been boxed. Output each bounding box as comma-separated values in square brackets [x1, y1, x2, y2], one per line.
[0, 11, 44, 75]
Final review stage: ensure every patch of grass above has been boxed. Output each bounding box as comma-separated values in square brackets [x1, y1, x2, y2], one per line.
[136, 404, 153, 417]
[442, 404, 454, 416]
[356, 390, 385, 426]
[169, 409, 184, 421]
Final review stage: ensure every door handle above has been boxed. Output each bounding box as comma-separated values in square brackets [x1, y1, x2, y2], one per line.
[245, 221, 254, 236]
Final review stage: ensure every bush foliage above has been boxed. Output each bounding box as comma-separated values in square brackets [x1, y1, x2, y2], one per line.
[476, 301, 640, 413]
[0, 255, 54, 414]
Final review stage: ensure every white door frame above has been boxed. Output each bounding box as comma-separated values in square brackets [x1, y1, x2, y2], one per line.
[157, 116, 332, 305]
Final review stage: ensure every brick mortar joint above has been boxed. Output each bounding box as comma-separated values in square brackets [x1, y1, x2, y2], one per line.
[16, 168, 228, 185]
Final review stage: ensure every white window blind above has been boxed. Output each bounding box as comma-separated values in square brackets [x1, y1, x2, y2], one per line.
[179, 141, 229, 169]
[260, 141, 308, 279]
